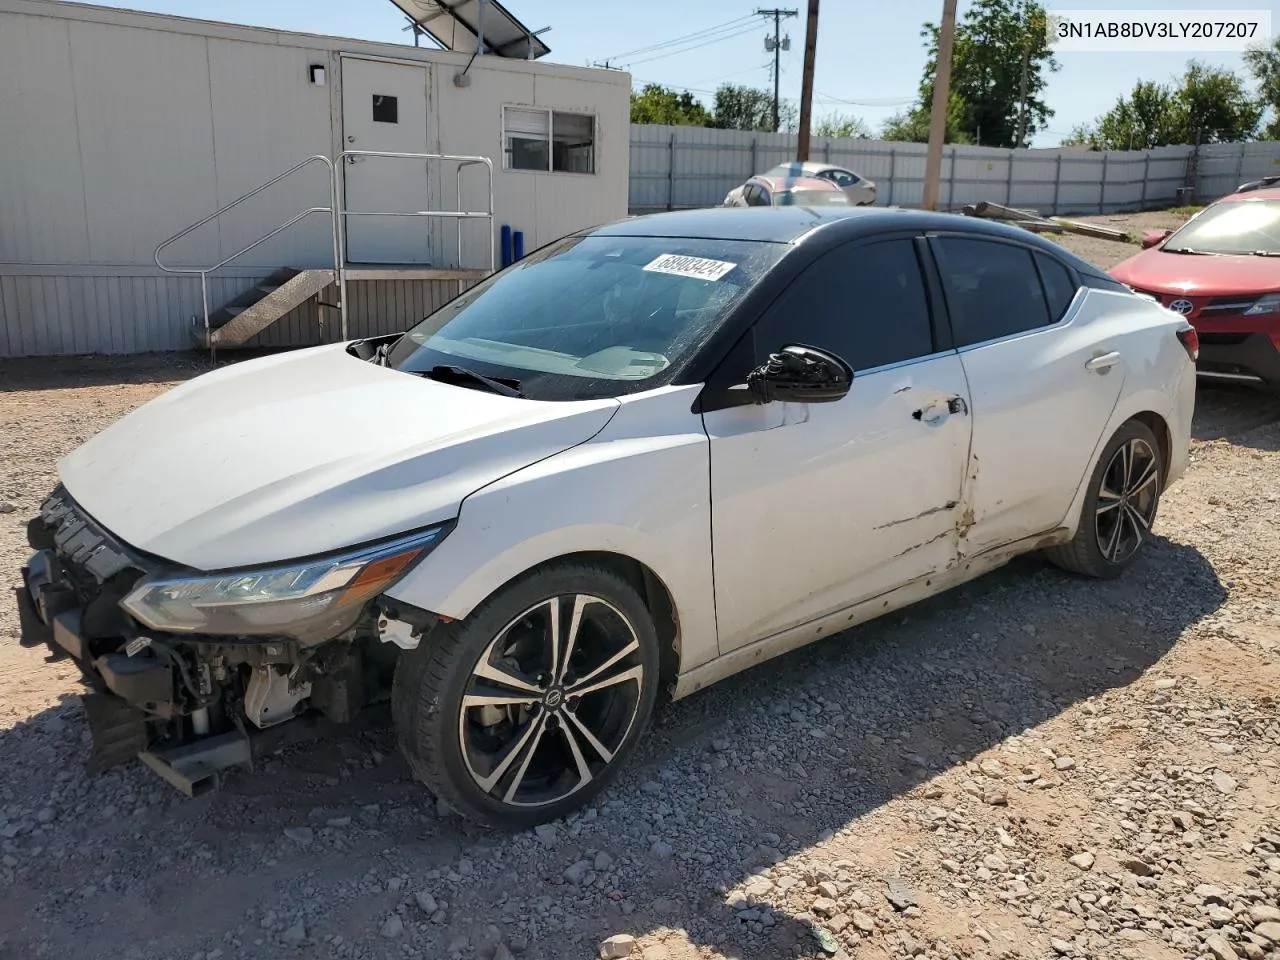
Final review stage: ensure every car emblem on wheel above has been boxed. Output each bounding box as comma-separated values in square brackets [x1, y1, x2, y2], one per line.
[1169, 299, 1194, 315]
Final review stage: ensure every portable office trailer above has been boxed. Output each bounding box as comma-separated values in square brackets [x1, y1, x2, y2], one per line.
[0, 0, 630, 356]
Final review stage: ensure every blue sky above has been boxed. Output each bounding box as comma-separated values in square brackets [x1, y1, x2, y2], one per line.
[76, 0, 1279, 145]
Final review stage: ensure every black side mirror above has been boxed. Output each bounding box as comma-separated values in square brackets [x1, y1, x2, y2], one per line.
[745, 344, 853, 404]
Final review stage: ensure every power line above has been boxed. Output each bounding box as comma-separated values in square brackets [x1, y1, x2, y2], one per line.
[623, 24, 765, 68]
[596, 15, 756, 64]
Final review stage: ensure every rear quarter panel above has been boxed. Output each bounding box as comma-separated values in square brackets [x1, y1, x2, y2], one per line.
[1059, 289, 1195, 535]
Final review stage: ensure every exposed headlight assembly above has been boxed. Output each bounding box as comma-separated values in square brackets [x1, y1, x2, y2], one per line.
[121, 525, 451, 640]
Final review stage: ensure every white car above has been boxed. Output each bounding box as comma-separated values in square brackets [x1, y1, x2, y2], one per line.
[18, 207, 1196, 827]
[725, 162, 877, 207]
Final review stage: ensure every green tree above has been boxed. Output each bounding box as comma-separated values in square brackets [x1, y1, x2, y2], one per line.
[629, 83, 712, 126]
[1059, 123, 1099, 149]
[916, 0, 1059, 147]
[1177, 61, 1262, 143]
[1094, 80, 1184, 150]
[709, 84, 797, 132]
[880, 93, 973, 144]
[813, 112, 872, 139]
[1084, 62, 1261, 150]
[1244, 36, 1280, 139]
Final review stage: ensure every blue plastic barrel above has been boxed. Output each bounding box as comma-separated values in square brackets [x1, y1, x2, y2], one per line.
[500, 225, 513, 268]
[513, 230, 525, 262]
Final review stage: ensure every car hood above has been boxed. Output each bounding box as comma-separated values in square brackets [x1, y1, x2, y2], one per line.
[1111, 248, 1280, 297]
[59, 344, 619, 570]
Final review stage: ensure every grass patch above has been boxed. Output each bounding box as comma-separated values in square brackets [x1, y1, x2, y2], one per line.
[1165, 205, 1203, 217]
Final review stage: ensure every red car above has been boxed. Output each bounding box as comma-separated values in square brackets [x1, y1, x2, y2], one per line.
[1110, 188, 1280, 389]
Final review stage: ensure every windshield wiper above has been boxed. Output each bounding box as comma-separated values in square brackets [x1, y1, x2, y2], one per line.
[426, 364, 524, 398]
[1252, 250, 1280, 257]
[1164, 247, 1216, 255]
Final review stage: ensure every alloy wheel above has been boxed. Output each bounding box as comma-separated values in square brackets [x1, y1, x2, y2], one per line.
[1094, 437, 1160, 564]
[458, 594, 645, 808]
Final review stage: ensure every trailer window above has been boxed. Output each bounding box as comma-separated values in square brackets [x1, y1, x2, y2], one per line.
[503, 106, 595, 174]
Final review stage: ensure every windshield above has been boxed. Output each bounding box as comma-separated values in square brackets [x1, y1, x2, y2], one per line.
[1163, 199, 1280, 255]
[386, 235, 784, 400]
[775, 189, 850, 207]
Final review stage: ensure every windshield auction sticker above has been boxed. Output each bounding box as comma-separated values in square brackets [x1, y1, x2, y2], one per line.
[643, 254, 737, 281]
[1046, 10, 1270, 52]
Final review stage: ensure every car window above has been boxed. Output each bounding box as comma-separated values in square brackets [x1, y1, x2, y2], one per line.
[387, 235, 786, 400]
[932, 238, 1051, 346]
[829, 170, 859, 188]
[1035, 253, 1078, 321]
[754, 186, 772, 206]
[774, 189, 851, 207]
[1162, 197, 1280, 254]
[752, 238, 935, 372]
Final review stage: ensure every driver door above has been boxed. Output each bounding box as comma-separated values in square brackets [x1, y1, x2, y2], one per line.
[701, 236, 972, 651]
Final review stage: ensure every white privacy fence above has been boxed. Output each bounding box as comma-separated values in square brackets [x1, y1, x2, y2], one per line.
[628, 124, 1280, 215]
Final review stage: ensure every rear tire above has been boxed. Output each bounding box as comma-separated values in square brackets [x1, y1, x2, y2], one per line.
[1045, 419, 1163, 579]
[392, 562, 659, 828]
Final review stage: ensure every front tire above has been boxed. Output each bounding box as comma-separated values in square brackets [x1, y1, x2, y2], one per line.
[392, 562, 660, 828]
[1045, 419, 1163, 579]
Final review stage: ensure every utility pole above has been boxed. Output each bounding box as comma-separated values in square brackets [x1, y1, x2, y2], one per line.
[757, 8, 798, 132]
[796, 0, 819, 161]
[1014, 44, 1030, 149]
[922, 0, 958, 210]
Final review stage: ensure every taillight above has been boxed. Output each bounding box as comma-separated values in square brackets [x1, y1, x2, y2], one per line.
[1176, 325, 1199, 362]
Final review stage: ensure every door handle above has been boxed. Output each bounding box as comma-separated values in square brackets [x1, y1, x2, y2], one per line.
[1085, 351, 1121, 372]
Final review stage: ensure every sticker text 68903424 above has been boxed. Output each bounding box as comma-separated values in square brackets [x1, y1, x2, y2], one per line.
[642, 253, 737, 282]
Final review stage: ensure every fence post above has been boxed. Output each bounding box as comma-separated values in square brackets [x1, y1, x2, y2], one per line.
[1006, 149, 1015, 207]
[946, 147, 955, 210]
[1235, 144, 1246, 189]
[1052, 153, 1062, 215]
[887, 146, 896, 206]
[751, 138, 758, 177]
[1100, 152, 1109, 213]
[1140, 151, 1150, 210]
[667, 133, 676, 211]
[824, 141, 831, 163]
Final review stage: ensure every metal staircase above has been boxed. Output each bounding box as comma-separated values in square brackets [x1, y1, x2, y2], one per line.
[155, 151, 495, 355]
[197, 267, 336, 349]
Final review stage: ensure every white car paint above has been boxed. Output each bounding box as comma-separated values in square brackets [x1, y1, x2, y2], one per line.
[702, 353, 972, 651]
[52, 237, 1194, 701]
[386, 384, 722, 671]
[58, 344, 619, 569]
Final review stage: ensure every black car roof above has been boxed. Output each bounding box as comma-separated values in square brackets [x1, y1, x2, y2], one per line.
[587, 206, 1106, 278]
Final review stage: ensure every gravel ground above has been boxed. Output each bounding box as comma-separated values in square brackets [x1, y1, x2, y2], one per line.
[2, 211, 1279, 960]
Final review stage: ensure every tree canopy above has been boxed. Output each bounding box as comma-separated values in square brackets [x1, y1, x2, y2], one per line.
[1066, 62, 1262, 150]
[813, 112, 872, 139]
[903, 0, 1058, 147]
[628, 83, 712, 126]
[1244, 36, 1280, 140]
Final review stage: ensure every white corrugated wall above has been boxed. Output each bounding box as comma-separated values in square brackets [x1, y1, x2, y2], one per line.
[0, 0, 629, 358]
[627, 124, 1273, 216]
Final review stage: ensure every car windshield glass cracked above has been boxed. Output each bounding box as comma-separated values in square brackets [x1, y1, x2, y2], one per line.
[387, 235, 785, 401]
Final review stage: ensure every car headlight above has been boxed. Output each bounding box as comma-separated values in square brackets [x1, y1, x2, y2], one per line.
[121, 525, 451, 638]
[1243, 296, 1280, 316]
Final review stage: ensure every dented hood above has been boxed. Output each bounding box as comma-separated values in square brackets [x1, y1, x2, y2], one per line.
[59, 344, 618, 570]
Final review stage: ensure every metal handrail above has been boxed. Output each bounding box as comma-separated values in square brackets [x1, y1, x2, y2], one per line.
[335, 150, 495, 321]
[154, 150, 495, 353]
[154, 155, 340, 353]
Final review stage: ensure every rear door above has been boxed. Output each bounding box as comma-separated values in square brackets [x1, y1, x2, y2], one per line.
[703, 235, 972, 651]
[929, 234, 1125, 557]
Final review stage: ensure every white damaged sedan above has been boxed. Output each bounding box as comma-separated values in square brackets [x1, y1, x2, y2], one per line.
[18, 206, 1196, 827]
